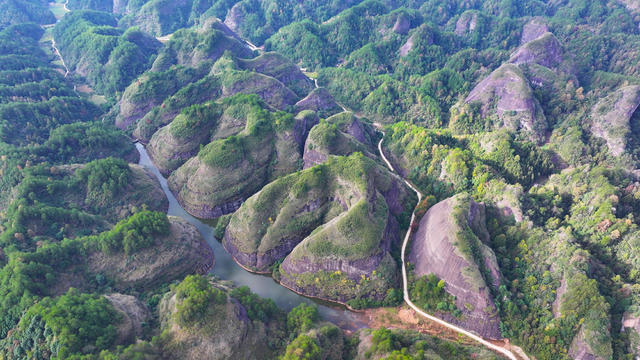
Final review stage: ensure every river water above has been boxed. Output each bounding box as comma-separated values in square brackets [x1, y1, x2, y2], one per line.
[136, 143, 367, 330]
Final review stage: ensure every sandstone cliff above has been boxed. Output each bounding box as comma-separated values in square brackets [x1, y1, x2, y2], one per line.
[408, 193, 502, 339]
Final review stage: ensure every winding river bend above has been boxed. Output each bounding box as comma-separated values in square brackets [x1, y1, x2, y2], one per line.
[135, 143, 368, 330]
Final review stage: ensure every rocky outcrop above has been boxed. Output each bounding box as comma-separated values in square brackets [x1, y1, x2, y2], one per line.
[295, 88, 342, 117]
[293, 110, 320, 151]
[399, 34, 415, 57]
[159, 281, 275, 360]
[104, 293, 151, 344]
[221, 71, 299, 110]
[168, 116, 301, 218]
[224, 154, 416, 303]
[88, 217, 213, 289]
[569, 325, 609, 360]
[521, 18, 549, 44]
[589, 85, 640, 157]
[302, 112, 377, 168]
[454, 11, 479, 36]
[462, 63, 547, 144]
[392, 13, 411, 34]
[150, 26, 253, 72]
[509, 32, 564, 69]
[621, 310, 640, 357]
[223, 2, 245, 35]
[409, 194, 502, 339]
[238, 52, 313, 97]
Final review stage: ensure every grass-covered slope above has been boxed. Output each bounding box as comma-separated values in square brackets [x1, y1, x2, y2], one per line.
[224, 153, 416, 305]
[122, 51, 303, 142]
[302, 112, 378, 169]
[167, 96, 303, 218]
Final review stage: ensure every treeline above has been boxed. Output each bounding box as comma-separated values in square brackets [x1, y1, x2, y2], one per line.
[53, 10, 161, 96]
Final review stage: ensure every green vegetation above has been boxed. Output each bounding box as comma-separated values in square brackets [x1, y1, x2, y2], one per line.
[0, 0, 55, 29]
[0, 288, 121, 358]
[231, 285, 281, 322]
[53, 10, 161, 95]
[383, 122, 554, 199]
[94, 210, 170, 255]
[174, 274, 227, 325]
[408, 272, 459, 316]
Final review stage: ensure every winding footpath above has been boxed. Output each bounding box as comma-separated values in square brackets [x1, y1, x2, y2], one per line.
[42, 0, 71, 77]
[50, 38, 69, 78]
[238, 31, 529, 360]
[376, 136, 527, 360]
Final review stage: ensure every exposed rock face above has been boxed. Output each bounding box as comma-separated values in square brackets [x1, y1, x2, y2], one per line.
[589, 85, 640, 157]
[622, 310, 640, 357]
[221, 71, 299, 110]
[224, 154, 416, 303]
[454, 11, 479, 36]
[409, 194, 502, 339]
[392, 13, 411, 34]
[520, 18, 549, 44]
[223, 3, 245, 34]
[295, 88, 342, 117]
[168, 120, 301, 218]
[293, 110, 320, 152]
[463, 63, 547, 144]
[159, 283, 274, 360]
[399, 34, 415, 57]
[112, 0, 129, 14]
[302, 113, 377, 168]
[88, 217, 213, 289]
[509, 32, 564, 69]
[104, 293, 151, 344]
[618, 0, 640, 14]
[238, 52, 313, 97]
[569, 325, 608, 360]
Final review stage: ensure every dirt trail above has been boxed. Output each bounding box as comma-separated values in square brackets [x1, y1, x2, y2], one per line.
[376, 133, 529, 360]
[239, 25, 530, 360]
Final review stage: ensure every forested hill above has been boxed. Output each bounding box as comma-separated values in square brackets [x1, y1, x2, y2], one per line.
[1, 0, 640, 359]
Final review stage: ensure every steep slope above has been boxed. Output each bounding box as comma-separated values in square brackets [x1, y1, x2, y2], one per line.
[158, 275, 282, 360]
[224, 153, 416, 304]
[237, 52, 314, 97]
[167, 98, 303, 218]
[455, 63, 547, 144]
[409, 193, 502, 339]
[302, 112, 378, 168]
[589, 85, 640, 157]
[88, 216, 213, 290]
[0, 158, 167, 251]
[294, 87, 343, 117]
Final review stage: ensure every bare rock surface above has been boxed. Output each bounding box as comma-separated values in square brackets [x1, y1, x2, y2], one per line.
[510, 32, 564, 69]
[409, 194, 502, 339]
[88, 217, 213, 289]
[464, 63, 547, 143]
[295, 88, 342, 117]
[159, 283, 273, 360]
[104, 293, 151, 344]
[521, 18, 549, 44]
[622, 310, 640, 357]
[392, 13, 411, 34]
[398, 34, 415, 57]
[454, 11, 479, 35]
[590, 85, 640, 156]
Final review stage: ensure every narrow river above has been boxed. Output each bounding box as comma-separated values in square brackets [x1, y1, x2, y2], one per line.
[136, 143, 367, 330]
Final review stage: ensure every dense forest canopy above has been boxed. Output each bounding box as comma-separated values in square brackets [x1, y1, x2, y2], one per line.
[1, 0, 640, 359]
